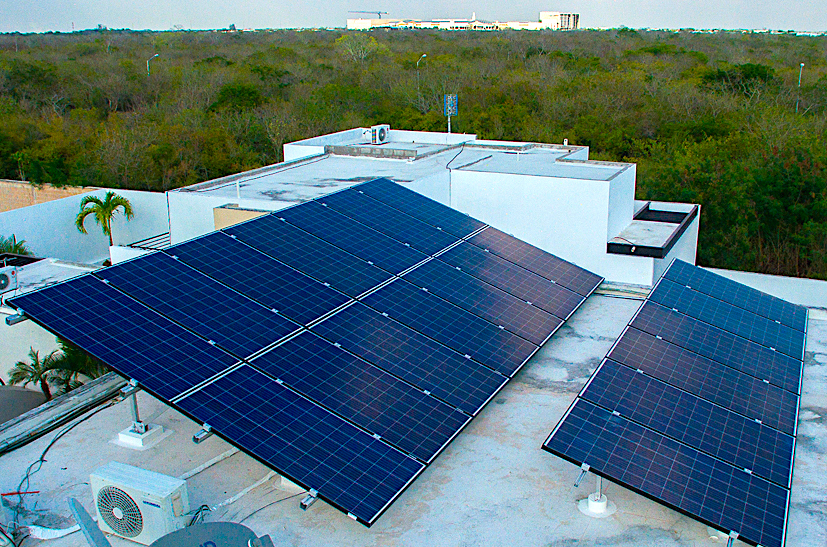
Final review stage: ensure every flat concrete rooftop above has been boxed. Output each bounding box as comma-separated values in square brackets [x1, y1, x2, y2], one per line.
[2, 289, 825, 547]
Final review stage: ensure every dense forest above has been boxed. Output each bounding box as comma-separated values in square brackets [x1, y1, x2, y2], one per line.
[0, 28, 825, 278]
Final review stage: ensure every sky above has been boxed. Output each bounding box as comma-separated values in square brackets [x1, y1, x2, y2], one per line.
[2, 0, 826, 33]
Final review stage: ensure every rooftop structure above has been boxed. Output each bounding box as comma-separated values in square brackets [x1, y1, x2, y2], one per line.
[346, 12, 579, 31]
[169, 126, 698, 287]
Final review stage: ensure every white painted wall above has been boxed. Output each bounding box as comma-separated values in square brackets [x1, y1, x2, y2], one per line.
[0, 316, 58, 385]
[653, 213, 700, 283]
[110, 245, 153, 265]
[0, 189, 168, 264]
[406, 171, 451, 206]
[606, 166, 636, 240]
[167, 192, 292, 244]
[708, 268, 827, 310]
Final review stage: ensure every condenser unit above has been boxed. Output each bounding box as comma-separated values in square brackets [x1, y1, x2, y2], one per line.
[370, 124, 390, 144]
[90, 462, 189, 545]
[0, 266, 18, 294]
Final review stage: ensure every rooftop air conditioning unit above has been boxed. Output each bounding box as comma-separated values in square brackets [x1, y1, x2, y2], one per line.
[371, 124, 390, 144]
[0, 266, 18, 294]
[90, 462, 189, 545]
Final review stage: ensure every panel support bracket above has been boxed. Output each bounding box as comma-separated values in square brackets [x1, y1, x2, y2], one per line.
[574, 463, 590, 487]
[300, 490, 318, 511]
[726, 531, 739, 547]
[193, 424, 213, 444]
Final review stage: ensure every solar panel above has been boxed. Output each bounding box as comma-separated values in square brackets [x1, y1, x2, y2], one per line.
[223, 214, 391, 297]
[310, 302, 508, 416]
[544, 400, 789, 547]
[7, 275, 238, 400]
[355, 178, 485, 238]
[436, 241, 585, 319]
[583, 360, 794, 487]
[543, 262, 807, 547]
[319, 189, 460, 256]
[609, 327, 799, 435]
[402, 259, 563, 345]
[632, 301, 803, 394]
[650, 278, 805, 359]
[361, 280, 537, 377]
[250, 331, 469, 463]
[277, 201, 427, 274]
[665, 259, 807, 332]
[96, 252, 300, 358]
[176, 365, 425, 526]
[467, 227, 603, 297]
[165, 232, 351, 325]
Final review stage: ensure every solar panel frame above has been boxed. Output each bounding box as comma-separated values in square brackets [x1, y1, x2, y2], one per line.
[467, 226, 603, 297]
[94, 251, 301, 359]
[360, 279, 538, 377]
[318, 188, 460, 256]
[174, 365, 426, 526]
[402, 259, 563, 346]
[664, 259, 807, 332]
[248, 330, 471, 463]
[608, 326, 799, 436]
[354, 178, 486, 238]
[582, 359, 795, 487]
[277, 201, 428, 275]
[7, 274, 240, 401]
[222, 214, 392, 298]
[650, 278, 805, 359]
[543, 399, 790, 547]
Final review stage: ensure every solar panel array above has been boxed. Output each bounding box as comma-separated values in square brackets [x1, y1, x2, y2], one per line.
[9, 177, 602, 527]
[543, 259, 808, 547]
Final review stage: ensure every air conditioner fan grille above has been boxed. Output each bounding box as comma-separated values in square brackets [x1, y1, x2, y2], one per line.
[97, 486, 143, 537]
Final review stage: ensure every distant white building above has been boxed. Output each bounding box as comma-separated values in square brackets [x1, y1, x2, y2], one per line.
[346, 11, 580, 31]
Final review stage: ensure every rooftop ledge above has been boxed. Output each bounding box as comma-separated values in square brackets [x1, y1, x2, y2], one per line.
[608, 202, 699, 258]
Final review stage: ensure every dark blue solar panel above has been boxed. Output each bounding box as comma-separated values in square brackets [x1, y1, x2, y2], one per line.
[665, 260, 807, 332]
[651, 278, 805, 359]
[223, 214, 391, 297]
[356, 178, 485, 238]
[250, 331, 470, 463]
[437, 242, 585, 319]
[95, 252, 298, 358]
[609, 327, 799, 435]
[543, 400, 789, 547]
[468, 227, 603, 297]
[310, 302, 507, 416]
[319, 189, 459, 256]
[402, 259, 563, 345]
[277, 201, 427, 274]
[632, 302, 802, 394]
[361, 280, 536, 377]
[583, 360, 794, 487]
[176, 366, 424, 526]
[7, 275, 237, 400]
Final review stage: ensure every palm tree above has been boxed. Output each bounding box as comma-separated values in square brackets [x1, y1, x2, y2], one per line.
[0, 234, 32, 255]
[49, 338, 108, 395]
[75, 191, 134, 246]
[8, 348, 60, 401]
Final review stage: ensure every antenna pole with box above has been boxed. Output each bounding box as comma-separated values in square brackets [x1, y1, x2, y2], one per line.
[444, 94, 458, 134]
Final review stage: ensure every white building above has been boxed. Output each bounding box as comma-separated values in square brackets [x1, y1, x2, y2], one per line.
[165, 126, 697, 287]
[346, 12, 579, 31]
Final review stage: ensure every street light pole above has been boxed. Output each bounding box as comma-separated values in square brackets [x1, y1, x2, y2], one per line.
[416, 53, 427, 111]
[147, 53, 159, 76]
[796, 62, 804, 114]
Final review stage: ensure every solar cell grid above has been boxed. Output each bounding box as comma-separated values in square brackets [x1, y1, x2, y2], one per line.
[402, 259, 563, 345]
[544, 400, 789, 547]
[650, 278, 805, 359]
[176, 366, 425, 526]
[250, 331, 470, 463]
[96, 252, 299, 358]
[665, 260, 807, 332]
[609, 327, 799, 435]
[7, 275, 238, 401]
[361, 280, 537, 377]
[355, 178, 485, 238]
[467, 227, 603, 297]
[632, 302, 802, 394]
[583, 360, 794, 487]
[278, 201, 427, 274]
[223, 214, 391, 297]
[310, 302, 507, 416]
[436, 241, 585, 319]
[319, 189, 460, 256]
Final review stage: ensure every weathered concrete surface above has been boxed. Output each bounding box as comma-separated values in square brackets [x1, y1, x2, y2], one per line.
[1, 295, 824, 547]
